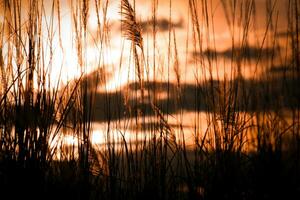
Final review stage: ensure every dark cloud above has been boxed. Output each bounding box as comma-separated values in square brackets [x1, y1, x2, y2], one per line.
[193, 46, 279, 60]
[139, 18, 184, 32]
[74, 75, 299, 122]
[268, 64, 297, 74]
[80, 67, 111, 90]
[276, 31, 298, 38]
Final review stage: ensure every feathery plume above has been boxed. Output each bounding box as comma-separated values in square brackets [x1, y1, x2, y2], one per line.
[120, 0, 143, 49]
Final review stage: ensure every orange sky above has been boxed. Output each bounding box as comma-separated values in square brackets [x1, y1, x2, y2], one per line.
[0, 0, 291, 90]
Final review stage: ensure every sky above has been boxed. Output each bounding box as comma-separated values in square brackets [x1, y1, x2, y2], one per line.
[0, 0, 295, 148]
[0, 0, 291, 91]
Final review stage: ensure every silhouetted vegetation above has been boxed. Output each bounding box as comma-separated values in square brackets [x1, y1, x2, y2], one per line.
[0, 0, 299, 199]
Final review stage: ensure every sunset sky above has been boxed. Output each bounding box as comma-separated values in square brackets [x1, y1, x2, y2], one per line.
[0, 0, 291, 90]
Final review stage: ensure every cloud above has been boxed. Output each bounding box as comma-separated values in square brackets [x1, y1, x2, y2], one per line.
[193, 46, 279, 60]
[276, 31, 298, 38]
[139, 18, 184, 32]
[81, 68, 109, 89]
[76, 75, 299, 122]
[268, 64, 296, 74]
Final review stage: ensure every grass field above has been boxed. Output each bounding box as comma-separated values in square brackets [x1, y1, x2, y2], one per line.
[0, 0, 300, 199]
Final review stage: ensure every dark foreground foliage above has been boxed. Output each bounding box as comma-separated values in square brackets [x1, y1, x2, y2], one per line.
[1, 146, 300, 200]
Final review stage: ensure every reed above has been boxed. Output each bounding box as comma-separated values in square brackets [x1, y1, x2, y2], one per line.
[0, 0, 299, 199]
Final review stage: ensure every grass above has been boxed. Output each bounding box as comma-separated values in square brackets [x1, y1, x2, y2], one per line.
[0, 0, 300, 199]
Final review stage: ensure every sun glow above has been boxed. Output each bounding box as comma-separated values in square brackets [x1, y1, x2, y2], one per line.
[91, 130, 105, 145]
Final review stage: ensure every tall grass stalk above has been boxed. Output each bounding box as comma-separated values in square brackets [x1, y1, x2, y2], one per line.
[0, 0, 299, 199]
